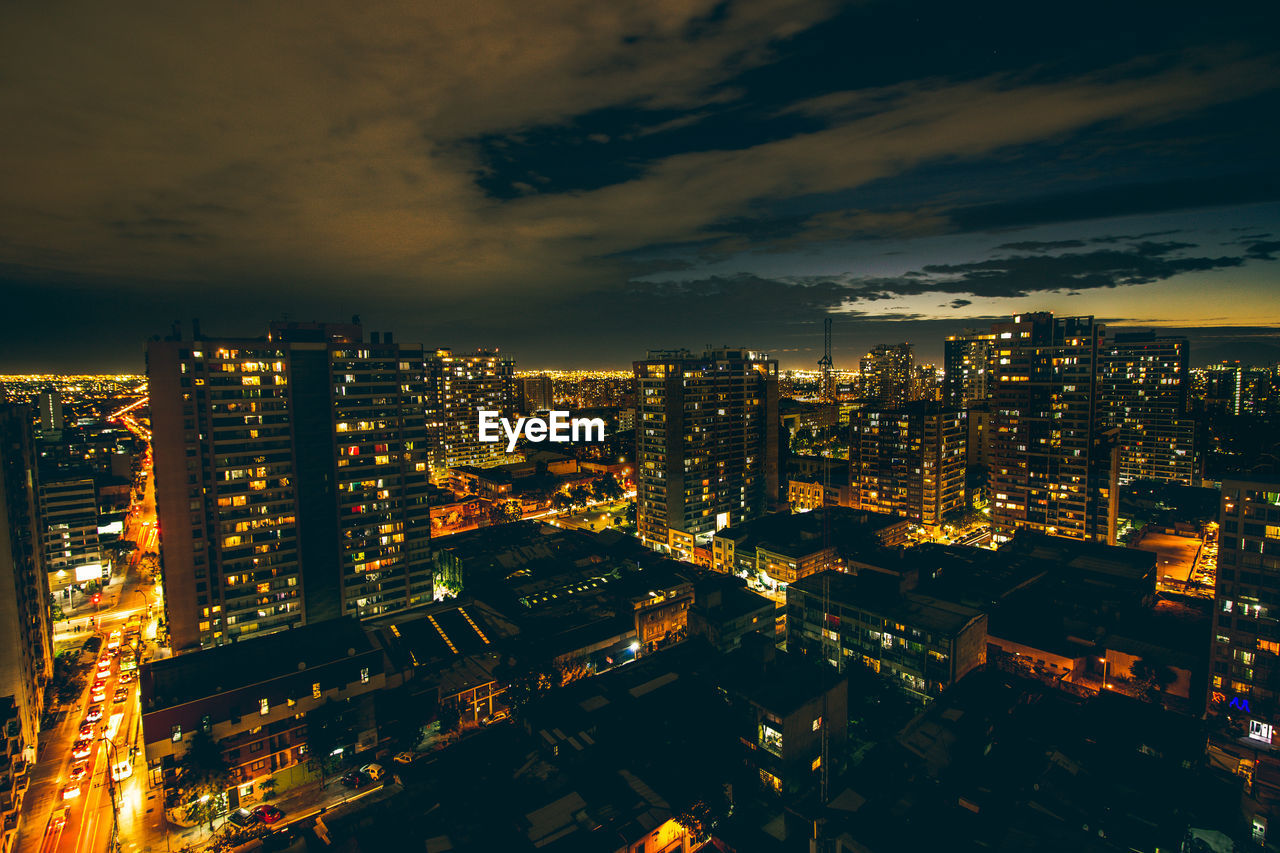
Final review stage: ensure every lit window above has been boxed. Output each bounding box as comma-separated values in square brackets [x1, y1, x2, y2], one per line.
[360, 667, 370, 684]
[260, 698, 269, 716]
[312, 682, 322, 699]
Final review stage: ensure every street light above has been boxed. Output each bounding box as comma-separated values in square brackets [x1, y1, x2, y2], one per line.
[1099, 656, 1109, 691]
[99, 735, 122, 852]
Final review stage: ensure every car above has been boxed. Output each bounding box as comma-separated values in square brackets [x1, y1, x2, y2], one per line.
[78, 723, 95, 739]
[62, 782, 82, 800]
[113, 687, 129, 704]
[251, 805, 285, 825]
[340, 770, 370, 789]
[118, 671, 135, 684]
[72, 739, 92, 759]
[97, 658, 112, 673]
[49, 807, 69, 831]
[226, 808, 259, 829]
[481, 709, 509, 725]
[392, 751, 418, 766]
[92, 677, 107, 690]
[359, 762, 384, 782]
[107, 630, 121, 649]
[68, 762, 88, 782]
[85, 705, 103, 723]
[111, 761, 132, 782]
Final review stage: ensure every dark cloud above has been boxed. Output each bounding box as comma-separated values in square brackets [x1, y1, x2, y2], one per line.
[950, 299, 973, 308]
[1245, 240, 1280, 260]
[950, 173, 1280, 232]
[994, 240, 1086, 252]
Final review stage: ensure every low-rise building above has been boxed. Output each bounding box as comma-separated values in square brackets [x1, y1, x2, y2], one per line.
[787, 571, 987, 704]
[140, 618, 395, 807]
[687, 574, 776, 651]
[711, 508, 909, 592]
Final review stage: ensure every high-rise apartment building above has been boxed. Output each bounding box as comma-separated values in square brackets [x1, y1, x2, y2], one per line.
[635, 348, 779, 558]
[149, 321, 433, 653]
[519, 375, 554, 413]
[37, 476, 103, 594]
[859, 343, 913, 408]
[0, 405, 53, 830]
[1097, 332, 1197, 485]
[943, 331, 996, 409]
[427, 349, 517, 472]
[849, 403, 967, 527]
[1208, 471, 1280, 804]
[37, 389, 64, 434]
[1202, 362, 1245, 416]
[988, 313, 1118, 545]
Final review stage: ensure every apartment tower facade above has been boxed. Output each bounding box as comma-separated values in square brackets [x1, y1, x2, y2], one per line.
[635, 348, 780, 558]
[988, 313, 1117, 545]
[148, 321, 433, 653]
[849, 403, 967, 528]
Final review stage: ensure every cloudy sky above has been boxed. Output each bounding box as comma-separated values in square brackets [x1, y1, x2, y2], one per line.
[3, 0, 1278, 371]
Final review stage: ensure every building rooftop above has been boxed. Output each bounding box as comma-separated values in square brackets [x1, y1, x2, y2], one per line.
[143, 617, 375, 711]
[792, 570, 984, 637]
[714, 507, 905, 557]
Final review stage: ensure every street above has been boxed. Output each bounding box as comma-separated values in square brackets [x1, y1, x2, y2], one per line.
[16, 406, 160, 853]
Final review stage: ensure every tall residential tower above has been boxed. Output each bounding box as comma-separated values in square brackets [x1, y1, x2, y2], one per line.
[148, 322, 433, 653]
[987, 313, 1118, 545]
[635, 348, 780, 559]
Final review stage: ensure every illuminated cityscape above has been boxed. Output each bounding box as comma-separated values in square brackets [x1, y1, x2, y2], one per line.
[2, 2, 1280, 852]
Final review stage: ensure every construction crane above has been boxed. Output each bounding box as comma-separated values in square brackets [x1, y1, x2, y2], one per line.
[817, 317, 834, 402]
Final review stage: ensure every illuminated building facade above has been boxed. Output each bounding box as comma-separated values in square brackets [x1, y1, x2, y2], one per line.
[519, 375, 553, 412]
[943, 331, 996, 409]
[635, 348, 779, 558]
[427, 349, 517, 473]
[988, 313, 1118, 545]
[1097, 332, 1197, 485]
[859, 342, 913, 408]
[849, 403, 967, 528]
[786, 571, 986, 705]
[0, 405, 53, 824]
[37, 476, 103, 593]
[148, 321, 433, 653]
[1208, 472, 1280, 822]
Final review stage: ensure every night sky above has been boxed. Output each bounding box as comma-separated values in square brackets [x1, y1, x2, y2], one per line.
[3, 1, 1279, 371]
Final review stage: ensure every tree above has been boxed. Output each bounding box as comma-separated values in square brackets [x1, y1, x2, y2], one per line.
[1131, 658, 1178, 702]
[592, 474, 624, 501]
[171, 730, 235, 832]
[380, 688, 434, 750]
[304, 699, 357, 792]
[48, 594, 65, 623]
[675, 799, 716, 845]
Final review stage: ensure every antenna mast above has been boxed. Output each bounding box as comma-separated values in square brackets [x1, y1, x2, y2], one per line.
[818, 317, 834, 402]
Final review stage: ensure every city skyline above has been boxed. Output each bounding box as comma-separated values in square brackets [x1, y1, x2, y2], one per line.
[2, 1, 1280, 372]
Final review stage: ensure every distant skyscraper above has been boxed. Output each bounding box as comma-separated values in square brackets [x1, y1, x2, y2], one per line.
[849, 403, 967, 527]
[0, 406, 53, 788]
[988, 313, 1117, 545]
[519, 375, 554, 413]
[860, 343, 913, 408]
[1202, 362, 1245, 416]
[1097, 332, 1197, 485]
[37, 389, 63, 433]
[943, 331, 996, 409]
[148, 321, 433, 653]
[427, 349, 517, 472]
[635, 348, 780, 558]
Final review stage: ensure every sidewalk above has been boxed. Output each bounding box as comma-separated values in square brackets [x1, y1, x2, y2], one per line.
[136, 772, 391, 852]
